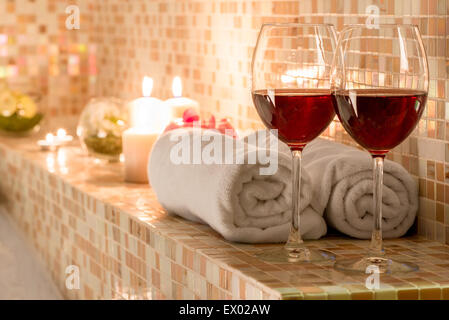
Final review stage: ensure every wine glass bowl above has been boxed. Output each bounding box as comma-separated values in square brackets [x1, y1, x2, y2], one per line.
[252, 24, 337, 151]
[252, 88, 336, 151]
[251, 23, 337, 263]
[333, 89, 427, 156]
[331, 24, 428, 273]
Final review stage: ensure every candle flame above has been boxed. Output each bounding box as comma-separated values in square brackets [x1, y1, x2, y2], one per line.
[142, 76, 153, 97]
[46, 133, 54, 143]
[56, 128, 66, 139]
[172, 76, 182, 97]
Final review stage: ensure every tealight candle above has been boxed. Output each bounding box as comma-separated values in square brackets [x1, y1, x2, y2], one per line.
[164, 76, 200, 118]
[38, 133, 61, 151]
[38, 128, 73, 152]
[56, 128, 73, 144]
[123, 76, 170, 183]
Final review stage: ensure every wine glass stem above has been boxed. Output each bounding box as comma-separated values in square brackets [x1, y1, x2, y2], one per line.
[370, 156, 385, 257]
[285, 150, 304, 250]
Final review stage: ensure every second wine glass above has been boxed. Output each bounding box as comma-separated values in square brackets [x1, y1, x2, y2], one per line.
[331, 24, 429, 273]
[251, 23, 338, 263]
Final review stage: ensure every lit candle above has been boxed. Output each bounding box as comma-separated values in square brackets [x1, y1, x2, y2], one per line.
[38, 133, 60, 151]
[57, 128, 67, 140]
[56, 128, 73, 144]
[164, 76, 200, 119]
[123, 76, 170, 183]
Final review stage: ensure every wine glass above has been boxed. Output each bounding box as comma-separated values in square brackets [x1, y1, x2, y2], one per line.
[251, 24, 338, 263]
[331, 24, 428, 273]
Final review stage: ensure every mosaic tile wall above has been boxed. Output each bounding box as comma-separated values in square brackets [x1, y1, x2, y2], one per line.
[0, 0, 448, 244]
[0, 0, 96, 116]
[89, 0, 301, 125]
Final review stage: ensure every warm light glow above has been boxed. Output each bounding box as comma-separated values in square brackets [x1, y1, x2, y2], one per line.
[136, 197, 147, 210]
[57, 149, 66, 165]
[130, 76, 170, 132]
[97, 130, 107, 138]
[130, 97, 170, 133]
[142, 76, 153, 97]
[281, 66, 325, 86]
[38, 132, 61, 151]
[57, 149, 68, 174]
[314, 33, 325, 66]
[46, 154, 55, 173]
[329, 121, 336, 137]
[172, 76, 182, 97]
[56, 128, 66, 139]
[46, 133, 55, 143]
[397, 27, 409, 73]
[349, 90, 358, 117]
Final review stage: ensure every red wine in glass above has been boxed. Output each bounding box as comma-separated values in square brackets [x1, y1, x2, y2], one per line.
[252, 88, 336, 151]
[333, 89, 427, 156]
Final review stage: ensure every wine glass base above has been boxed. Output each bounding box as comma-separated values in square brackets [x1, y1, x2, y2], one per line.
[255, 247, 335, 263]
[334, 256, 419, 274]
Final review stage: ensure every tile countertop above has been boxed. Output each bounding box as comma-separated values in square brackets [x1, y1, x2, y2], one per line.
[0, 126, 448, 300]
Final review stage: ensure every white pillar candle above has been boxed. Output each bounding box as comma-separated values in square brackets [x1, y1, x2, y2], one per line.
[123, 76, 170, 184]
[164, 76, 200, 118]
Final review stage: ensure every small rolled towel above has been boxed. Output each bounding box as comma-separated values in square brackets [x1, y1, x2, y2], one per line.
[148, 128, 327, 243]
[302, 138, 418, 239]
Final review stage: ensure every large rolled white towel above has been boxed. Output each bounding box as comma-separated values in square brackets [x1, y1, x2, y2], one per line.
[302, 138, 418, 239]
[148, 128, 327, 243]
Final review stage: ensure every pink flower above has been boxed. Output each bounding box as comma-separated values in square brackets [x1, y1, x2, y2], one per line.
[163, 108, 238, 138]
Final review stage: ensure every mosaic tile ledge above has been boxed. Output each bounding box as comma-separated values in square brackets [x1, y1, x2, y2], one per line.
[0, 128, 448, 300]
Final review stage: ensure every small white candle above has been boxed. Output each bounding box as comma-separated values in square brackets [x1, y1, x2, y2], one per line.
[56, 128, 73, 144]
[57, 128, 66, 140]
[38, 133, 60, 151]
[164, 76, 200, 118]
[123, 76, 170, 184]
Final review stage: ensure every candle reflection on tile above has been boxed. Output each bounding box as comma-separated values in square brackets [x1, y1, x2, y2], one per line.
[46, 153, 55, 173]
[57, 149, 68, 174]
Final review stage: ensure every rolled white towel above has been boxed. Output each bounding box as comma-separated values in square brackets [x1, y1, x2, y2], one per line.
[302, 138, 418, 239]
[148, 128, 327, 243]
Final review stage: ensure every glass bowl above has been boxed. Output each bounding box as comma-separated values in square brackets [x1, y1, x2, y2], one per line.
[0, 83, 43, 137]
[77, 97, 129, 162]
